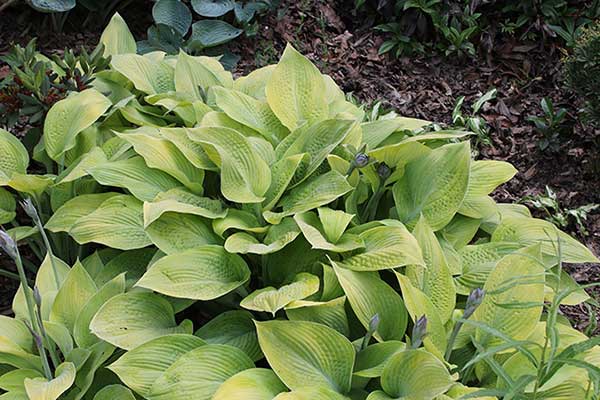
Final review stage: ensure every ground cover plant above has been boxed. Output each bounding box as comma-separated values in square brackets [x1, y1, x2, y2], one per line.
[0, 12, 600, 400]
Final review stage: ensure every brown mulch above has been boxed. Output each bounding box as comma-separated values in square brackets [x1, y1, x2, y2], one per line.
[0, 0, 598, 330]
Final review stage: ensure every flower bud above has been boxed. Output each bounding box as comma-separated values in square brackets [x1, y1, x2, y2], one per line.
[354, 153, 370, 168]
[368, 313, 380, 333]
[377, 162, 391, 181]
[21, 198, 41, 226]
[0, 230, 18, 261]
[464, 288, 485, 319]
[33, 286, 42, 308]
[411, 315, 428, 348]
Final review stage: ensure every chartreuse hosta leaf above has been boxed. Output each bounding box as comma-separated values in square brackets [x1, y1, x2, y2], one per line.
[195, 311, 262, 361]
[285, 297, 350, 336]
[334, 263, 407, 342]
[70, 195, 151, 250]
[0, 316, 33, 353]
[157, 127, 217, 170]
[440, 214, 481, 250]
[353, 341, 406, 378]
[90, 291, 193, 350]
[234, 65, 275, 100]
[256, 320, 355, 393]
[187, 126, 272, 203]
[93, 384, 136, 400]
[0, 128, 29, 184]
[491, 217, 599, 263]
[0, 368, 43, 393]
[93, 249, 156, 288]
[45, 192, 119, 233]
[393, 141, 470, 231]
[116, 130, 204, 193]
[338, 225, 424, 271]
[266, 44, 328, 130]
[111, 54, 175, 95]
[405, 217, 456, 323]
[109, 334, 206, 396]
[213, 208, 268, 237]
[145, 211, 220, 254]
[225, 217, 300, 254]
[24, 362, 76, 400]
[143, 187, 225, 227]
[473, 244, 545, 346]
[459, 160, 517, 219]
[241, 273, 320, 315]
[397, 274, 447, 358]
[263, 171, 353, 224]
[175, 50, 233, 99]
[136, 245, 251, 300]
[212, 368, 287, 400]
[43, 89, 111, 162]
[361, 117, 431, 149]
[274, 387, 349, 400]
[146, 344, 254, 400]
[0, 187, 16, 224]
[99, 13, 136, 56]
[376, 349, 455, 400]
[294, 209, 364, 253]
[262, 154, 308, 211]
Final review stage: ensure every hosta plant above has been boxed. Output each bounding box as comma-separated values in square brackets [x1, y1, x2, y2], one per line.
[1, 13, 600, 400]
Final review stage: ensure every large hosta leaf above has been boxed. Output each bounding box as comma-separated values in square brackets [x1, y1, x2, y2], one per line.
[393, 141, 470, 230]
[190, 20, 243, 48]
[338, 224, 423, 271]
[379, 349, 454, 399]
[266, 44, 328, 130]
[24, 362, 76, 400]
[0, 129, 28, 184]
[491, 217, 598, 263]
[90, 292, 192, 350]
[213, 368, 286, 400]
[295, 211, 363, 252]
[111, 54, 175, 95]
[146, 344, 254, 400]
[93, 385, 136, 400]
[285, 297, 349, 336]
[143, 188, 225, 226]
[136, 245, 250, 300]
[241, 273, 319, 315]
[26, 0, 74, 13]
[0, 187, 16, 224]
[43, 89, 111, 162]
[152, 0, 192, 35]
[473, 244, 545, 346]
[109, 334, 206, 397]
[99, 13, 137, 56]
[195, 311, 262, 361]
[256, 320, 355, 393]
[145, 212, 220, 254]
[225, 217, 300, 254]
[70, 195, 151, 250]
[354, 341, 406, 378]
[45, 193, 120, 233]
[175, 51, 233, 99]
[191, 0, 234, 16]
[187, 126, 272, 203]
[334, 263, 407, 342]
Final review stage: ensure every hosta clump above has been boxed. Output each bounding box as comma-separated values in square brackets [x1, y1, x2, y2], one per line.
[1, 13, 600, 400]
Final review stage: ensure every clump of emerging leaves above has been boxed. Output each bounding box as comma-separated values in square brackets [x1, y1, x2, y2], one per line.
[0, 13, 599, 400]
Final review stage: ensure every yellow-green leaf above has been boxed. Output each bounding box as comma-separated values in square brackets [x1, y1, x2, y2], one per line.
[241, 273, 319, 315]
[99, 13, 136, 56]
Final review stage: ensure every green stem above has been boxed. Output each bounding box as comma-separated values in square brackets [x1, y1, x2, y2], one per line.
[0, 268, 22, 282]
[444, 321, 463, 361]
[35, 304, 60, 369]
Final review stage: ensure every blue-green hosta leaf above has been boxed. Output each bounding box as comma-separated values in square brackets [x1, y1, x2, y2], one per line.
[195, 310, 261, 361]
[116, 130, 204, 193]
[338, 225, 424, 271]
[45, 193, 120, 233]
[285, 297, 349, 336]
[473, 244, 545, 346]
[241, 273, 319, 315]
[393, 141, 471, 230]
[93, 384, 136, 400]
[74, 274, 126, 348]
[189, 20, 243, 48]
[187, 126, 272, 203]
[276, 119, 356, 186]
[234, 65, 276, 100]
[256, 320, 355, 393]
[334, 263, 407, 342]
[49, 261, 97, 333]
[111, 54, 175, 95]
[99, 13, 137, 56]
[380, 349, 454, 400]
[213, 368, 287, 400]
[70, 195, 151, 250]
[225, 217, 300, 254]
[213, 86, 288, 144]
[266, 44, 328, 131]
[109, 334, 206, 397]
[491, 217, 599, 263]
[43, 89, 111, 162]
[26, 0, 74, 12]
[136, 245, 250, 300]
[396, 273, 447, 359]
[152, 0, 192, 35]
[87, 157, 180, 202]
[294, 211, 364, 253]
[146, 344, 254, 400]
[24, 362, 75, 400]
[454, 242, 522, 295]
[212, 208, 268, 237]
[91, 292, 193, 350]
[145, 212, 220, 254]
[0, 187, 16, 224]
[143, 188, 225, 226]
[361, 117, 430, 150]
[354, 341, 406, 378]
[191, 0, 234, 16]
[175, 51, 233, 99]
[263, 171, 353, 224]
[405, 217, 456, 324]
[0, 129, 28, 184]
